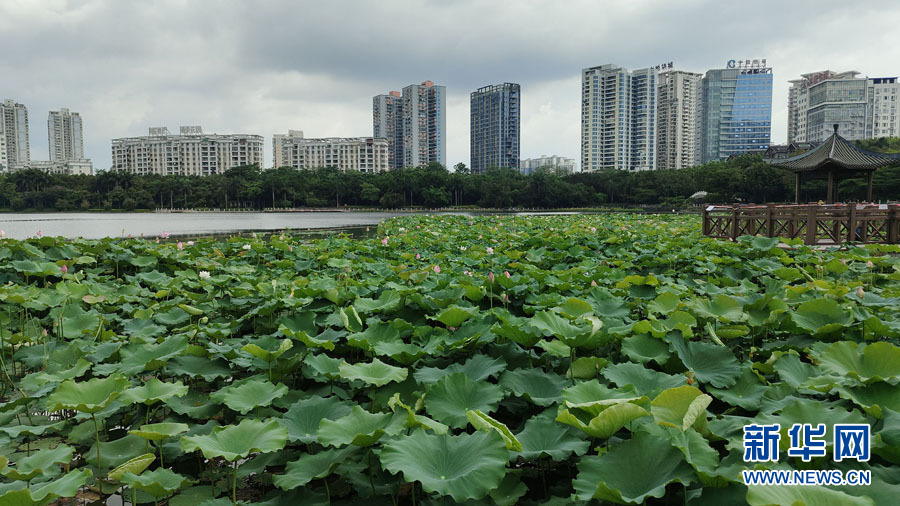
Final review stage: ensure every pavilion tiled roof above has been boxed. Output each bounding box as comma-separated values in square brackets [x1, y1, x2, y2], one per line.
[769, 129, 900, 172]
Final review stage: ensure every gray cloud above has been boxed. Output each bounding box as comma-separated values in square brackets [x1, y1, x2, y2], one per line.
[3, 0, 900, 171]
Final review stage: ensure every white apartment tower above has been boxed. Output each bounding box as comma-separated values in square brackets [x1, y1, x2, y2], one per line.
[373, 81, 446, 169]
[581, 64, 657, 171]
[273, 131, 390, 173]
[112, 126, 263, 176]
[48, 108, 84, 161]
[788, 70, 900, 143]
[656, 70, 702, 169]
[1, 99, 30, 170]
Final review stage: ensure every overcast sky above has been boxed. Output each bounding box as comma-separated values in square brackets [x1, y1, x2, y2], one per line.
[3, 0, 900, 172]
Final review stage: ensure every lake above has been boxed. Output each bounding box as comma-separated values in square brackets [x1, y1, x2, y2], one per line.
[0, 211, 448, 240]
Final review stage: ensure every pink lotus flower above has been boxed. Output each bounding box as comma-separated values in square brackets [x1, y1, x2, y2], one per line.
[0, 230, 4, 237]
[161, 232, 170, 239]
[590, 227, 596, 233]
[382, 237, 389, 246]
[433, 265, 441, 274]
[187, 240, 194, 246]
[488, 271, 495, 283]
[486, 247, 494, 255]
[415, 252, 420, 259]
[177, 241, 183, 250]
[289, 245, 293, 252]
[61, 264, 68, 274]
[36, 230, 43, 237]
[504, 271, 510, 278]
[866, 260, 874, 268]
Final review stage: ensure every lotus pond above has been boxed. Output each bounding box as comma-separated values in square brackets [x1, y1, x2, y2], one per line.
[1, 214, 899, 505]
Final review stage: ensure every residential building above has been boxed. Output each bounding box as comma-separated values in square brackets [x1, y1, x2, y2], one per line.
[787, 71, 900, 143]
[581, 64, 657, 172]
[519, 155, 577, 175]
[111, 126, 263, 176]
[470, 83, 520, 174]
[656, 70, 702, 169]
[1, 99, 30, 170]
[48, 108, 84, 161]
[272, 131, 390, 173]
[699, 59, 773, 163]
[373, 80, 446, 169]
[373, 91, 403, 169]
[12, 159, 92, 175]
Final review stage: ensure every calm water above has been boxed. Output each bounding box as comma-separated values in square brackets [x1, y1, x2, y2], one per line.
[0, 211, 450, 240]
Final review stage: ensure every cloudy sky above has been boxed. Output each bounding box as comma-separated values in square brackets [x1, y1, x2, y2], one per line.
[3, 0, 900, 172]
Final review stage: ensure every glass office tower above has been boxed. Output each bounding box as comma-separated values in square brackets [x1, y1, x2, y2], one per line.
[700, 62, 773, 163]
[470, 83, 520, 174]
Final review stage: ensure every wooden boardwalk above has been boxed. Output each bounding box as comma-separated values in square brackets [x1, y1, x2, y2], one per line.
[702, 204, 900, 245]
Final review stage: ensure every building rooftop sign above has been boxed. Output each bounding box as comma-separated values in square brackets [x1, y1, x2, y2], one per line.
[727, 59, 771, 74]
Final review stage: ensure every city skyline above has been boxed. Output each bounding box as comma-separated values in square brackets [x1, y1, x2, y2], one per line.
[4, 1, 900, 173]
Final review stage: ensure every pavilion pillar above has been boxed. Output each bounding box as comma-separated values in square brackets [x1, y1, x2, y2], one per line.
[866, 171, 874, 202]
[826, 169, 834, 204]
[794, 173, 801, 204]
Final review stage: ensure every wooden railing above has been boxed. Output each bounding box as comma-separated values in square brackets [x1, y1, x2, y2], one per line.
[702, 204, 900, 245]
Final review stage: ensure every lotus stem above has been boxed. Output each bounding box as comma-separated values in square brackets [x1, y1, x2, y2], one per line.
[92, 413, 102, 477]
[232, 460, 238, 505]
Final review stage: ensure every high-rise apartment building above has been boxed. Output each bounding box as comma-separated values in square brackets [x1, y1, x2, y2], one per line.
[581, 64, 657, 171]
[1, 99, 30, 170]
[699, 59, 773, 163]
[112, 126, 263, 176]
[48, 108, 84, 161]
[373, 81, 446, 169]
[373, 91, 403, 169]
[519, 155, 577, 175]
[470, 83, 520, 174]
[273, 130, 390, 173]
[656, 70, 702, 169]
[788, 71, 900, 143]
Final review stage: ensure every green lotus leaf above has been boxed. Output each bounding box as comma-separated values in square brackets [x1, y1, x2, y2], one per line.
[515, 412, 590, 460]
[562, 380, 642, 415]
[558, 297, 594, 317]
[651, 385, 712, 432]
[745, 294, 788, 327]
[530, 310, 601, 347]
[88, 434, 149, 471]
[354, 290, 401, 314]
[210, 379, 288, 414]
[466, 409, 522, 451]
[601, 362, 686, 397]
[378, 430, 508, 503]
[346, 322, 401, 351]
[317, 406, 394, 447]
[129, 422, 190, 441]
[0, 422, 65, 438]
[1, 444, 73, 481]
[0, 456, 6, 472]
[120, 468, 193, 498]
[573, 430, 694, 503]
[838, 382, 900, 418]
[166, 356, 232, 382]
[120, 378, 189, 406]
[773, 353, 818, 389]
[181, 418, 287, 462]
[273, 447, 358, 491]
[165, 390, 220, 419]
[0, 468, 92, 505]
[668, 332, 741, 388]
[424, 372, 505, 429]
[45, 374, 129, 414]
[647, 292, 682, 315]
[498, 368, 566, 406]
[279, 312, 336, 350]
[557, 399, 649, 439]
[117, 334, 189, 375]
[242, 338, 293, 363]
[387, 393, 449, 435]
[758, 398, 868, 449]
[414, 354, 507, 384]
[278, 395, 353, 443]
[622, 334, 671, 365]
[108, 453, 156, 481]
[430, 304, 478, 327]
[791, 298, 852, 335]
[660, 425, 719, 473]
[303, 352, 342, 380]
[339, 306, 363, 332]
[746, 484, 874, 506]
[882, 408, 900, 446]
[815, 341, 900, 384]
[707, 366, 769, 411]
[338, 358, 408, 387]
[690, 294, 747, 323]
[490, 472, 529, 506]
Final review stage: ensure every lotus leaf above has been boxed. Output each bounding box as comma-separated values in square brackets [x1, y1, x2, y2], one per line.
[210, 379, 288, 414]
[515, 412, 589, 460]
[466, 409, 522, 451]
[181, 418, 287, 462]
[378, 430, 508, 502]
[1, 444, 73, 481]
[45, 374, 129, 414]
[746, 484, 874, 506]
[815, 341, 900, 384]
[499, 368, 566, 406]
[650, 385, 712, 432]
[317, 406, 393, 447]
[273, 447, 358, 490]
[120, 468, 193, 498]
[108, 453, 156, 481]
[424, 372, 504, 429]
[129, 422, 190, 441]
[0, 468, 91, 505]
[791, 298, 852, 336]
[119, 378, 189, 406]
[338, 358, 408, 387]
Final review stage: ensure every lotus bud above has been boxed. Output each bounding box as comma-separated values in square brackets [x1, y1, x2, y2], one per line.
[433, 265, 441, 274]
[591, 280, 597, 287]
[866, 260, 874, 268]
[857, 286, 865, 298]
[199, 316, 209, 324]
[488, 271, 495, 283]
[415, 252, 420, 260]
[504, 271, 511, 278]
[61, 264, 68, 274]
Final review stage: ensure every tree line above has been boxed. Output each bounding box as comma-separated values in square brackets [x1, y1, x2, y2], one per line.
[2, 139, 899, 211]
